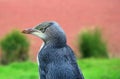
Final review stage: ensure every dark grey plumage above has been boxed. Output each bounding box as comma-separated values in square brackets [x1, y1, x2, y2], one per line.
[22, 21, 84, 79]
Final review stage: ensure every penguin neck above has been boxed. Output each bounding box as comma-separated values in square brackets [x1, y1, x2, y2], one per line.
[44, 37, 67, 48]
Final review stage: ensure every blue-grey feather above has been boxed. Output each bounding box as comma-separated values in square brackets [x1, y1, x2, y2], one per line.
[38, 44, 84, 79]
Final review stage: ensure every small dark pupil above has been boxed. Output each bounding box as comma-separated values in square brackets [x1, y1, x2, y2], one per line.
[39, 23, 53, 32]
[40, 28, 44, 30]
[40, 27, 47, 33]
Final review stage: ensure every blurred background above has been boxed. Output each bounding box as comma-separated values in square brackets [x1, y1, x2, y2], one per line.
[0, 0, 120, 79]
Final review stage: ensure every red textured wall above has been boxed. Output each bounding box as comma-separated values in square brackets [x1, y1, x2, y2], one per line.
[0, 0, 120, 60]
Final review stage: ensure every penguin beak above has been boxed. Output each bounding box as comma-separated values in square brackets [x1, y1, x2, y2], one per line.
[22, 28, 37, 34]
[22, 28, 46, 39]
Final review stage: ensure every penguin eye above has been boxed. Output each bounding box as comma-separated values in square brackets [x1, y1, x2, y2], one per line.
[39, 28, 45, 33]
[39, 28, 44, 31]
[39, 22, 53, 33]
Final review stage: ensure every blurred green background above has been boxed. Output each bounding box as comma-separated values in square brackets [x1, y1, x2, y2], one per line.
[0, 59, 120, 79]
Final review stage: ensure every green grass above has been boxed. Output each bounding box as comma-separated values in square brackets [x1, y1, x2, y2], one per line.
[78, 58, 120, 79]
[0, 59, 120, 79]
[0, 61, 39, 79]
